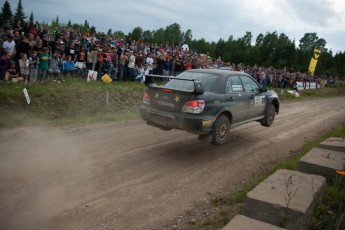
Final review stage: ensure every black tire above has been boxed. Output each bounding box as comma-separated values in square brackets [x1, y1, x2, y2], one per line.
[212, 114, 230, 145]
[260, 103, 276, 127]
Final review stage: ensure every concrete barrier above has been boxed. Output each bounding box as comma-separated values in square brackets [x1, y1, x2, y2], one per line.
[222, 215, 286, 230]
[244, 169, 326, 229]
[298, 147, 345, 181]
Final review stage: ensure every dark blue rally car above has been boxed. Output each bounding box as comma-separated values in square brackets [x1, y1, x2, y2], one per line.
[140, 69, 280, 145]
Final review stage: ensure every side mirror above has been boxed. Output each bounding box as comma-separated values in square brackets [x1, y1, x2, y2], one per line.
[260, 86, 268, 92]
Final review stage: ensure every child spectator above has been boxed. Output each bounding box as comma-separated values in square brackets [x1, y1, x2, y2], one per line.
[29, 50, 39, 83]
[63, 55, 76, 77]
[38, 47, 50, 82]
[4, 61, 24, 83]
[48, 52, 62, 78]
[18, 53, 30, 83]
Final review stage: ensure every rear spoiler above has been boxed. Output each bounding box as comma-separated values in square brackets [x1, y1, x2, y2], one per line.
[144, 74, 204, 94]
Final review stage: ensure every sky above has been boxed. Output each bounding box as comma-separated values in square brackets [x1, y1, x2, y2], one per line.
[6, 0, 345, 53]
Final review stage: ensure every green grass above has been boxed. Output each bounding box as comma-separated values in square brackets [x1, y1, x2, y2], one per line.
[0, 78, 145, 128]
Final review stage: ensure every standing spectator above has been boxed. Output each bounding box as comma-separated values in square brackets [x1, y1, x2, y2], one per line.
[118, 49, 128, 80]
[18, 53, 29, 83]
[29, 50, 39, 83]
[155, 54, 164, 75]
[2, 34, 16, 59]
[65, 40, 77, 62]
[37, 47, 50, 82]
[127, 50, 136, 81]
[14, 35, 31, 61]
[13, 30, 21, 45]
[27, 33, 36, 49]
[145, 52, 154, 74]
[75, 46, 86, 77]
[33, 38, 43, 56]
[4, 19, 12, 30]
[163, 56, 172, 76]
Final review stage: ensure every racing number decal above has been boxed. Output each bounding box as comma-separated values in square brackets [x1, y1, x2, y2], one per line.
[254, 96, 265, 107]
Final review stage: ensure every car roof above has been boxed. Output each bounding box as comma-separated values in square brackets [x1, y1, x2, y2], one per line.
[185, 69, 247, 77]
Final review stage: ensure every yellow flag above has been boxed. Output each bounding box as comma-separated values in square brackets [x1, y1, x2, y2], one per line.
[308, 49, 321, 76]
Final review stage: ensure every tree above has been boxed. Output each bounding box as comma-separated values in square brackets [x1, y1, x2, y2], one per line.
[67, 19, 71, 27]
[143, 30, 153, 44]
[84, 20, 89, 29]
[129, 26, 143, 41]
[13, 0, 26, 27]
[29, 11, 34, 28]
[0, 0, 13, 26]
[90, 26, 96, 35]
[299, 32, 326, 53]
[164, 23, 182, 45]
[152, 28, 164, 44]
[107, 28, 112, 36]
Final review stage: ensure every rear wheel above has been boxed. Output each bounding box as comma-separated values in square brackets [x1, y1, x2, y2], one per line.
[260, 103, 276, 127]
[212, 115, 230, 145]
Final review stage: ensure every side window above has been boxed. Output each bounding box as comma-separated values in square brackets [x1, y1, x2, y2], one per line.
[226, 75, 244, 93]
[239, 75, 260, 92]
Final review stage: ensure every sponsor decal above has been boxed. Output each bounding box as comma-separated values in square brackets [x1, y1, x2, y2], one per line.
[158, 101, 175, 108]
[175, 96, 180, 102]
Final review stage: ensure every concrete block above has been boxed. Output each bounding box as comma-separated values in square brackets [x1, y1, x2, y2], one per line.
[319, 137, 345, 152]
[298, 147, 345, 180]
[222, 215, 286, 230]
[245, 169, 326, 230]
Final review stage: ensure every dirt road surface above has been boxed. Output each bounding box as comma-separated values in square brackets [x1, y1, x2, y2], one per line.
[0, 97, 344, 230]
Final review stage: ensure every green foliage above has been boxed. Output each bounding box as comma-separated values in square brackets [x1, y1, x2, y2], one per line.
[0, 0, 13, 25]
[13, 0, 26, 26]
[310, 176, 345, 230]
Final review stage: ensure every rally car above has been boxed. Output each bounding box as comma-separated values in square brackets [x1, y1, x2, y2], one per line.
[140, 69, 279, 145]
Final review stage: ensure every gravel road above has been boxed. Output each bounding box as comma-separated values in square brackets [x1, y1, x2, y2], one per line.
[0, 97, 344, 230]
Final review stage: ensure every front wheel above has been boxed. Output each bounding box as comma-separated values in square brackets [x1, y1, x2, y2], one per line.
[260, 103, 276, 127]
[212, 115, 230, 145]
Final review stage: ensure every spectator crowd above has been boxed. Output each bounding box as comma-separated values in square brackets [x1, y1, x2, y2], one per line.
[0, 19, 341, 88]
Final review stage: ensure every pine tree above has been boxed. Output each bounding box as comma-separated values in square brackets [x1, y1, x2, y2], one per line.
[0, 0, 13, 27]
[13, 0, 26, 27]
[29, 11, 34, 28]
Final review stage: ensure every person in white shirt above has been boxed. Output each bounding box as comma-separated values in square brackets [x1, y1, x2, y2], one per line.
[145, 52, 154, 74]
[2, 34, 16, 59]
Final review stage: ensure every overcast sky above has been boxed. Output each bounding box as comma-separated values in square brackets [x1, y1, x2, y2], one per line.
[7, 0, 345, 53]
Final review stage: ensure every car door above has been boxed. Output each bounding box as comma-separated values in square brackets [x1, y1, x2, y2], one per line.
[224, 75, 249, 124]
[239, 75, 266, 118]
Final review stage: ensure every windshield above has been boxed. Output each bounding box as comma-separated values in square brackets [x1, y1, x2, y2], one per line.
[164, 72, 217, 92]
